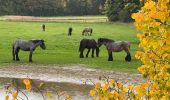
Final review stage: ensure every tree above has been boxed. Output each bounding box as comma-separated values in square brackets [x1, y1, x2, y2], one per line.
[104, 0, 141, 22]
[104, 0, 124, 21]
[90, 0, 170, 99]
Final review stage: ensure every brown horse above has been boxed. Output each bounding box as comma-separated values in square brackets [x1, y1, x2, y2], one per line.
[82, 27, 93, 36]
[98, 38, 131, 62]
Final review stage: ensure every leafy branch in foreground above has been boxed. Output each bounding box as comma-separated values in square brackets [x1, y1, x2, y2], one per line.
[4, 78, 71, 100]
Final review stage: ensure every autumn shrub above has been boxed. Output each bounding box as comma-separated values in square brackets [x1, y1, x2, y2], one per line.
[90, 0, 170, 99]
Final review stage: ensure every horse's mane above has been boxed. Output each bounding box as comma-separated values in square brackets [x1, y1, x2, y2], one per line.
[98, 38, 115, 42]
[30, 40, 44, 44]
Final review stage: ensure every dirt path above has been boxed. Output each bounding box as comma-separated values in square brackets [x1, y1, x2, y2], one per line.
[0, 64, 146, 85]
[1, 16, 107, 22]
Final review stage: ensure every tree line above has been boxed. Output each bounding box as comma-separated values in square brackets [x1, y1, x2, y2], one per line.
[0, 0, 105, 16]
[0, 0, 142, 22]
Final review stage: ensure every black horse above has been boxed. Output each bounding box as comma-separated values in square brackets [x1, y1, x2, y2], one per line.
[79, 39, 99, 58]
[98, 38, 131, 62]
[68, 27, 73, 36]
[12, 39, 46, 62]
[42, 24, 46, 31]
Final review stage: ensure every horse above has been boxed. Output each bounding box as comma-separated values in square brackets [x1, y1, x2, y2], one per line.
[97, 38, 131, 62]
[79, 39, 99, 58]
[12, 39, 46, 62]
[42, 24, 45, 31]
[68, 27, 73, 36]
[82, 27, 93, 36]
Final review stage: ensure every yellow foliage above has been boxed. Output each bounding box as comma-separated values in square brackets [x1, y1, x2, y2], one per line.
[65, 95, 71, 100]
[12, 91, 18, 100]
[23, 79, 31, 91]
[95, 82, 101, 90]
[5, 95, 9, 100]
[90, 0, 170, 99]
[89, 90, 96, 97]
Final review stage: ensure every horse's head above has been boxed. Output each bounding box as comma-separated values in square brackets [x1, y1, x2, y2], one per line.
[39, 40, 46, 50]
[97, 38, 103, 47]
[98, 38, 115, 47]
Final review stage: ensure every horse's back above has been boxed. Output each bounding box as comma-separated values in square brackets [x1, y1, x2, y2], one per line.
[113, 41, 130, 46]
[80, 39, 97, 48]
[83, 27, 92, 31]
[13, 40, 32, 51]
[108, 41, 130, 52]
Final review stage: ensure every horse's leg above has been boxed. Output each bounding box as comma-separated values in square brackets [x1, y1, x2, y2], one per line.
[108, 51, 113, 61]
[91, 48, 94, 58]
[12, 46, 15, 60]
[29, 51, 33, 62]
[96, 47, 99, 57]
[125, 52, 131, 62]
[124, 48, 131, 62]
[15, 48, 20, 61]
[80, 48, 84, 58]
[90, 29, 92, 36]
[86, 48, 90, 58]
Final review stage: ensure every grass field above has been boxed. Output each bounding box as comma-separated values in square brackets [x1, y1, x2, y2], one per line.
[0, 17, 141, 73]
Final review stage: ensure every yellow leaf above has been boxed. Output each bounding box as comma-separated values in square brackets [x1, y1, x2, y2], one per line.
[5, 95, 9, 100]
[23, 79, 31, 91]
[45, 91, 53, 98]
[89, 90, 96, 97]
[128, 84, 133, 90]
[65, 95, 71, 100]
[12, 91, 18, 99]
[95, 82, 101, 90]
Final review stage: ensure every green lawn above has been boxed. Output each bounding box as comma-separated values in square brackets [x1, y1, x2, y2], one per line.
[0, 20, 141, 72]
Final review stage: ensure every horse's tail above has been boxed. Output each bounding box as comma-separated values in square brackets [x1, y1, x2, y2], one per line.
[12, 43, 15, 60]
[82, 30, 84, 35]
[79, 41, 83, 52]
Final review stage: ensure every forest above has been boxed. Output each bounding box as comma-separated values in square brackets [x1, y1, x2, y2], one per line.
[0, 0, 141, 22]
[0, 0, 105, 16]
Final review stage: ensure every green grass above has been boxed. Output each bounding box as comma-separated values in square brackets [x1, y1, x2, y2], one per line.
[0, 20, 141, 72]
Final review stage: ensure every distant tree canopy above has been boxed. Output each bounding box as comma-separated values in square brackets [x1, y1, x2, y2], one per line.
[0, 0, 106, 16]
[0, 0, 142, 22]
[104, 0, 142, 22]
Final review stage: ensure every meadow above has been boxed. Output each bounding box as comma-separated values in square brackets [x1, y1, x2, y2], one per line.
[0, 16, 141, 72]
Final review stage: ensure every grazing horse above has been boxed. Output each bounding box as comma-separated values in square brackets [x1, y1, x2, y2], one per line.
[12, 40, 46, 62]
[79, 39, 99, 58]
[42, 24, 46, 31]
[82, 27, 93, 36]
[98, 38, 131, 62]
[68, 27, 73, 36]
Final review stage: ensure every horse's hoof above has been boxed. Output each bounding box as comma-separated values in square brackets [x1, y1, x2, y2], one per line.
[108, 59, 113, 61]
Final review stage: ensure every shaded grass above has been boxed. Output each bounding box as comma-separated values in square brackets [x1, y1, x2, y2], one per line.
[0, 21, 141, 73]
